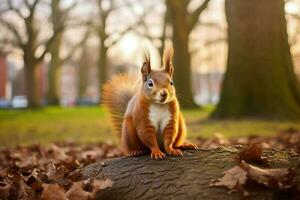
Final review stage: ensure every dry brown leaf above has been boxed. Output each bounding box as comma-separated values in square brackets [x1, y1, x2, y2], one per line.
[87, 178, 114, 199]
[0, 132, 299, 199]
[41, 184, 68, 200]
[66, 182, 90, 200]
[210, 166, 247, 190]
[46, 144, 70, 163]
[240, 160, 295, 190]
[25, 171, 43, 193]
[0, 182, 11, 200]
[65, 178, 114, 200]
[93, 178, 113, 191]
[0, 142, 122, 199]
[46, 163, 71, 186]
[68, 169, 83, 182]
[8, 177, 35, 200]
[211, 160, 296, 196]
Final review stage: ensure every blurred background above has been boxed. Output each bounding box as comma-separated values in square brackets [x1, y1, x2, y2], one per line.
[0, 0, 300, 147]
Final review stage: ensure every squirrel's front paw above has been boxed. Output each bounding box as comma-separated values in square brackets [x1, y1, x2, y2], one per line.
[166, 148, 183, 156]
[151, 149, 166, 159]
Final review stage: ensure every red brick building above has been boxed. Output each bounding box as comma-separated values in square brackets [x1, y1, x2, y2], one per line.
[0, 54, 7, 99]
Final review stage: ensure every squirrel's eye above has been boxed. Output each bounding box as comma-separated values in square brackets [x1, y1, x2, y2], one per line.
[147, 79, 154, 88]
[170, 80, 174, 86]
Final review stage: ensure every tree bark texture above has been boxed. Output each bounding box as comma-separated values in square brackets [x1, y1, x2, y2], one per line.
[80, 147, 300, 200]
[47, 33, 62, 105]
[213, 0, 300, 119]
[167, 1, 197, 108]
[78, 44, 89, 99]
[2, 0, 65, 108]
[98, 41, 108, 100]
[23, 24, 41, 108]
[24, 55, 40, 108]
[47, 0, 63, 105]
[24, 62, 40, 108]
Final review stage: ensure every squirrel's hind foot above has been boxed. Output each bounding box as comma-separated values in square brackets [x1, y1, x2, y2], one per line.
[166, 148, 183, 156]
[174, 143, 198, 150]
[131, 150, 148, 157]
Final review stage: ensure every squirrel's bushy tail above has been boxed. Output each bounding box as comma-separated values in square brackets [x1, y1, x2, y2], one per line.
[102, 74, 137, 137]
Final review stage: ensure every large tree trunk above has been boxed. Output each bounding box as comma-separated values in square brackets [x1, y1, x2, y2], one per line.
[78, 45, 88, 100]
[98, 41, 108, 101]
[47, 34, 62, 105]
[166, 1, 198, 108]
[23, 16, 42, 109]
[24, 60, 40, 108]
[47, 61, 61, 105]
[80, 147, 300, 200]
[47, 0, 63, 106]
[213, 0, 300, 119]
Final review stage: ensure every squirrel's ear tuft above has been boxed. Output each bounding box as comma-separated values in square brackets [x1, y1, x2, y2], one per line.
[141, 51, 151, 81]
[163, 45, 174, 77]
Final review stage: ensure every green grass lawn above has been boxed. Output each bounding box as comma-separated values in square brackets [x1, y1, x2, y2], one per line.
[0, 106, 299, 147]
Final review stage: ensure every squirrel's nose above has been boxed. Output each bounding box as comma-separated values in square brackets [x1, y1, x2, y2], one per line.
[160, 90, 167, 98]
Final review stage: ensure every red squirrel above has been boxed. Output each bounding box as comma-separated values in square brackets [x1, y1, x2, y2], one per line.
[103, 47, 198, 159]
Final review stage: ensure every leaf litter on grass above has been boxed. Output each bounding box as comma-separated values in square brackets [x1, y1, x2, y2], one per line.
[0, 128, 300, 199]
[0, 142, 122, 199]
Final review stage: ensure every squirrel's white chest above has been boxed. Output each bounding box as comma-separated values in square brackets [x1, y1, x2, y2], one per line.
[149, 104, 171, 134]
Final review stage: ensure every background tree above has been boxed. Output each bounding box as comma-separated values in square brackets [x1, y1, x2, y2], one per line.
[93, 0, 143, 100]
[47, 0, 73, 105]
[136, 0, 211, 108]
[0, 0, 63, 108]
[77, 39, 91, 101]
[47, 0, 89, 105]
[165, 0, 210, 108]
[213, 0, 300, 119]
[135, 3, 169, 64]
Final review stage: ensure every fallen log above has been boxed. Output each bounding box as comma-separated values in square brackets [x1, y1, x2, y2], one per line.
[80, 147, 300, 200]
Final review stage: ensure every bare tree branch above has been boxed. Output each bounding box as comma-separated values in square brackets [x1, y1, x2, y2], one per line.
[60, 1, 78, 23]
[24, 0, 39, 20]
[287, 13, 300, 20]
[0, 18, 23, 47]
[134, 26, 160, 42]
[35, 16, 88, 57]
[188, 0, 210, 32]
[64, 1, 77, 13]
[24, 0, 31, 8]
[199, 22, 225, 31]
[7, 0, 24, 18]
[124, 2, 160, 44]
[31, 0, 40, 10]
[203, 37, 226, 46]
[106, 18, 145, 48]
[0, 37, 19, 50]
[36, 24, 66, 63]
[62, 29, 91, 63]
[110, 0, 136, 11]
[107, 1, 159, 48]
[98, 0, 114, 24]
